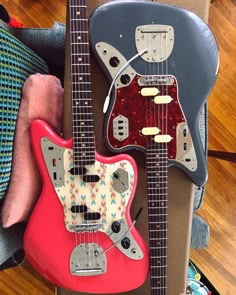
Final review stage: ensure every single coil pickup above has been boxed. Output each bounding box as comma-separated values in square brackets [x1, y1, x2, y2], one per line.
[70, 167, 87, 175]
[71, 205, 88, 213]
[84, 212, 101, 221]
[141, 87, 159, 97]
[83, 174, 100, 183]
[70, 223, 104, 232]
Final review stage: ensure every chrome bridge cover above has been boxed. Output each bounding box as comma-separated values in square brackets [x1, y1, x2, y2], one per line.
[70, 243, 106, 276]
[136, 24, 174, 63]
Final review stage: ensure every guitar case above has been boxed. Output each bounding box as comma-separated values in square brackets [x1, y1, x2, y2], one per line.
[59, 0, 211, 294]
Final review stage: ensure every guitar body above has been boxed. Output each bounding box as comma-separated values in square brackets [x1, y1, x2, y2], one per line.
[90, 1, 219, 187]
[24, 120, 149, 293]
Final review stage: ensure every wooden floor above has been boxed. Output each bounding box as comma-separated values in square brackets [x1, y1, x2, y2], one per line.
[0, 0, 235, 294]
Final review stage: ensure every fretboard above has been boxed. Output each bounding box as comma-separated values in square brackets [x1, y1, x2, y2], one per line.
[69, 0, 95, 167]
[146, 143, 168, 295]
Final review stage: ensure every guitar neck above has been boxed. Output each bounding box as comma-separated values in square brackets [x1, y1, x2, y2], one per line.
[69, 0, 95, 167]
[146, 143, 168, 295]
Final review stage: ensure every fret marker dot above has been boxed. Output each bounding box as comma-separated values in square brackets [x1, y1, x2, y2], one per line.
[78, 36, 81, 40]
[161, 202, 164, 206]
[85, 101, 88, 105]
[77, 11, 80, 15]
[82, 144, 86, 147]
[79, 77, 83, 81]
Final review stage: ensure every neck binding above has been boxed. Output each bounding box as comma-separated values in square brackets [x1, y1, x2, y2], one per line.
[146, 143, 168, 295]
[69, 0, 95, 167]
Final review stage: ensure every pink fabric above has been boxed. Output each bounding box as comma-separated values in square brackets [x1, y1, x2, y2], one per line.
[1, 74, 64, 227]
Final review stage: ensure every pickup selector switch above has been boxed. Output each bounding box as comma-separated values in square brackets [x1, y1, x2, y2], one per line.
[121, 237, 131, 249]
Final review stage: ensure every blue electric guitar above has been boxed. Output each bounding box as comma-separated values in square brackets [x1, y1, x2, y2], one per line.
[89, 1, 219, 294]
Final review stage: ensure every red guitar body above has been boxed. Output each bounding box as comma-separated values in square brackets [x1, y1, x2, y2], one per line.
[24, 120, 149, 293]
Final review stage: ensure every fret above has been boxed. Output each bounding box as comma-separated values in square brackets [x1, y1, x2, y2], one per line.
[73, 130, 94, 133]
[73, 142, 94, 146]
[74, 134, 94, 142]
[70, 18, 87, 21]
[73, 112, 94, 116]
[72, 90, 92, 92]
[73, 119, 93, 122]
[70, 5, 86, 8]
[71, 52, 89, 54]
[72, 104, 93, 107]
[149, 214, 167, 216]
[71, 30, 88, 33]
[71, 63, 90, 66]
[71, 42, 89, 46]
[149, 229, 167, 232]
[72, 82, 91, 85]
[72, 72, 91, 75]
[147, 181, 168, 184]
[148, 206, 167, 209]
[149, 221, 168, 224]
[149, 237, 167, 240]
[74, 154, 96, 158]
[148, 264, 167, 268]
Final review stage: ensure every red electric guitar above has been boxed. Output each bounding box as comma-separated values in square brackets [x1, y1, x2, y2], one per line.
[23, 0, 149, 293]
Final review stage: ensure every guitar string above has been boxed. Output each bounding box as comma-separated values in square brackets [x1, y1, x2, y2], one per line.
[152, 0, 168, 292]
[77, 0, 86, 269]
[163, 27, 169, 295]
[159, 29, 163, 295]
[158, 30, 162, 295]
[70, 0, 79, 267]
[165, 28, 168, 294]
[82, 0, 94, 270]
[84, 0, 100, 269]
[74, 0, 83, 269]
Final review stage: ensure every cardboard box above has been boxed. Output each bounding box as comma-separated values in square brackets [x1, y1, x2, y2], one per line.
[58, 1, 210, 295]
